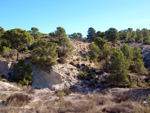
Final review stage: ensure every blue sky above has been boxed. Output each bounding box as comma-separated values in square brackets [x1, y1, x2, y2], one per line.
[1, 0, 150, 37]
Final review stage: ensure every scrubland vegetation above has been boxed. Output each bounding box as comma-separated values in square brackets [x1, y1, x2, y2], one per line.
[1, 26, 150, 112]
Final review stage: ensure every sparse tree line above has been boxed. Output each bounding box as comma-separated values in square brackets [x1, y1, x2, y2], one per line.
[86, 27, 150, 44]
[0, 25, 149, 87]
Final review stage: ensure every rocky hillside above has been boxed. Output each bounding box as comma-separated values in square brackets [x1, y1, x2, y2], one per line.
[0, 40, 94, 91]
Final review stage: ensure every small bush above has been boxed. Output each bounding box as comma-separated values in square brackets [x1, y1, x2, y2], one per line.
[5, 93, 31, 106]
[78, 71, 87, 80]
[148, 95, 150, 105]
[24, 46, 29, 52]
[85, 55, 90, 60]
[129, 79, 137, 88]
[62, 89, 72, 95]
[13, 60, 33, 85]
[57, 92, 66, 97]
[89, 81, 95, 87]
[0, 74, 7, 79]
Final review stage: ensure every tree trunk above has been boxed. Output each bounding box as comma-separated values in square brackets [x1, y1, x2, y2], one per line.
[137, 76, 139, 86]
[17, 51, 19, 61]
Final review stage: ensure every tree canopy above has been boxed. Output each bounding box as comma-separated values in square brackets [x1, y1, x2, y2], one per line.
[0, 26, 4, 38]
[55, 27, 67, 42]
[121, 44, 133, 61]
[13, 60, 33, 85]
[31, 39, 58, 70]
[30, 27, 42, 40]
[88, 42, 100, 61]
[59, 37, 74, 56]
[106, 28, 119, 43]
[2, 28, 34, 50]
[108, 50, 130, 86]
[87, 27, 96, 41]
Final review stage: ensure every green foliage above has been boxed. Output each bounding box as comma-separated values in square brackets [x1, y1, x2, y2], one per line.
[120, 45, 147, 75]
[89, 81, 95, 87]
[108, 50, 130, 86]
[59, 37, 74, 56]
[142, 28, 149, 41]
[13, 60, 33, 85]
[132, 46, 142, 61]
[2, 28, 34, 50]
[31, 39, 58, 70]
[100, 44, 110, 60]
[109, 72, 129, 86]
[88, 42, 100, 61]
[108, 50, 130, 75]
[0, 74, 6, 79]
[30, 27, 42, 40]
[57, 92, 66, 97]
[0, 46, 10, 57]
[69, 33, 83, 40]
[132, 58, 148, 74]
[94, 37, 106, 49]
[136, 29, 143, 43]
[24, 46, 29, 52]
[85, 55, 90, 60]
[144, 37, 150, 44]
[77, 33, 83, 39]
[55, 27, 67, 42]
[87, 27, 96, 41]
[0, 39, 11, 48]
[121, 44, 133, 61]
[78, 71, 87, 80]
[129, 79, 137, 88]
[0, 26, 4, 38]
[69, 33, 79, 40]
[1, 28, 34, 60]
[49, 32, 56, 37]
[148, 95, 150, 105]
[106, 28, 119, 43]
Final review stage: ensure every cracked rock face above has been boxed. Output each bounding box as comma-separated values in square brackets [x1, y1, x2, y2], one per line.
[0, 59, 15, 77]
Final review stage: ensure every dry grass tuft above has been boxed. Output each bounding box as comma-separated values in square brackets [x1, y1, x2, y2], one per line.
[5, 93, 31, 106]
[113, 93, 131, 103]
[103, 105, 133, 113]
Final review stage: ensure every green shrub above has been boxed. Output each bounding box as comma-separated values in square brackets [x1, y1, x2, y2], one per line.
[129, 79, 137, 88]
[57, 92, 66, 97]
[13, 60, 33, 85]
[89, 81, 95, 87]
[59, 37, 74, 56]
[31, 40, 58, 70]
[85, 55, 90, 60]
[0, 74, 6, 79]
[24, 46, 29, 52]
[78, 71, 87, 80]
[148, 95, 150, 105]
[88, 42, 100, 61]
